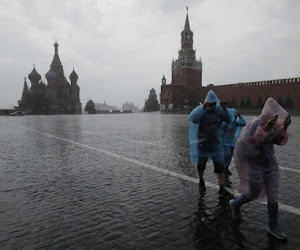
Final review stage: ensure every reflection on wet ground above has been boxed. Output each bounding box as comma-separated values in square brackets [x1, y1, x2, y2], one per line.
[0, 113, 299, 249]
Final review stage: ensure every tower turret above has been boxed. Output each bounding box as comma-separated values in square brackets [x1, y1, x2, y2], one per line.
[70, 68, 78, 85]
[45, 68, 57, 85]
[162, 75, 166, 86]
[21, 77, 30, 101]
[28, 65, 41, 86]
[50, 41, 64, 80]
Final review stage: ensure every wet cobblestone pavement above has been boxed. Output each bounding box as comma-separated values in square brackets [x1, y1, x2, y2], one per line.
[0, 113, 299, 249]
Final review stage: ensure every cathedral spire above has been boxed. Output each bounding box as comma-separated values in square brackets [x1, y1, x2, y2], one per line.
[54, 41, 58, 52]
[21, 77, 30, 101]
[50, 41, 64, 79]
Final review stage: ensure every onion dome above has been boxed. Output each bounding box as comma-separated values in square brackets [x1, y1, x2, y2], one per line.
[28, 66, 41, 82]
[69, 68, 78, 81]
[45, 68, 57, 81]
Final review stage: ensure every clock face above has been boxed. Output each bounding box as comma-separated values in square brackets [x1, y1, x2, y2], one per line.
[179, 49, 185, 58]
[188, 49, 195, 57]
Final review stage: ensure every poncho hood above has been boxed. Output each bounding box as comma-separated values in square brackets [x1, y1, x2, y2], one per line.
[204, 90, 220, 105]
[260, 97, 288, 126]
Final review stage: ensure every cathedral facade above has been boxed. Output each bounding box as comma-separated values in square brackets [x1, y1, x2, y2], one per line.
[160, 11, 300, 111]
[19, 42, 82, 114]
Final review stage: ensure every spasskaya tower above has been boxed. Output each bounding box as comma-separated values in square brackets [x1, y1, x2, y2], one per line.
[160, 8, 202, 111]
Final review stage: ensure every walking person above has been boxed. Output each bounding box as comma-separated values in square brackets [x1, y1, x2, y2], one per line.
[229, 97, 291, 240]
[188, 90, 234, 197]
[220, 109, 246, 176]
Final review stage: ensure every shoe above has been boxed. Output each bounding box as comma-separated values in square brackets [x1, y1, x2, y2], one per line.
[229, 199, 240, 220]
[267, 227, 287, 240]
[219, 186, 230, 197]
[199, 179, 206, 192]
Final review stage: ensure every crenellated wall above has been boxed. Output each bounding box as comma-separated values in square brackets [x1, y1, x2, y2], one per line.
[200, 77, 300, 108]
[161, 77, 300, 111]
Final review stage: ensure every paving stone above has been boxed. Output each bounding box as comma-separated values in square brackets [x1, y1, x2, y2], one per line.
[0, 115, 299, 249]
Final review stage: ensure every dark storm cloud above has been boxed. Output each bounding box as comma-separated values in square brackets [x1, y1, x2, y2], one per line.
[0, 0, 299, 108]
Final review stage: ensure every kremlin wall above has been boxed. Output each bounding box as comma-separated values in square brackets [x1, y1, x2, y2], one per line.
[160, 11, 299, 112]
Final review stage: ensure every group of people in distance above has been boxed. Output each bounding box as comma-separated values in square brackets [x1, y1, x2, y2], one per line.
[188, 90, 292, 240]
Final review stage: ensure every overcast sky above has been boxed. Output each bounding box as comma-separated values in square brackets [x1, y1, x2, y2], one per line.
[0, 0, 299, 108]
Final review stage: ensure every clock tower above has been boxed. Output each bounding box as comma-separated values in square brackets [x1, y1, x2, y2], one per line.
[180, 10, 193, 50]
[171, 9, 202, 87]
[160, 9, 202, 111]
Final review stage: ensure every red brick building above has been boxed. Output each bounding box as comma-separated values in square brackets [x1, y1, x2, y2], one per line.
[160, 11, 300, 111]
[160, 11, 202, 111]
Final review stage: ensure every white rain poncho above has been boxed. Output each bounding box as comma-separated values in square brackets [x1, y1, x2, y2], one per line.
[233, 97, 290, 200]
[188, 90, 235, 164]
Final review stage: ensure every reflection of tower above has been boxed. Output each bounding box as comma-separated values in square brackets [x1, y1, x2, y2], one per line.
[193, 196, 246, 249]
[160, 8, 202, 111]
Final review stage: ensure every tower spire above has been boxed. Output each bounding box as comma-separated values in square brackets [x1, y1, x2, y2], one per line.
[184, 7, 191, 32]
[21, 77, 30, 101]
[181, 8, 193, 49]
[50, 41, 64, 79]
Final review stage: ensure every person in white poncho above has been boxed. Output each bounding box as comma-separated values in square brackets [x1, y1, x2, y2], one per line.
[229, 97, 291, 240]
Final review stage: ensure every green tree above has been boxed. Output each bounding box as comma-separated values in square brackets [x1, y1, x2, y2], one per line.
[277, 95, 284, 107]
[285, 93, 294, 108]
[239, 98, 245, 109]
[264, 94, 269, 103]
[230, 98, 236, 108]
[187, 91, 199, 110]
[256, 96, 264, 109]
[85, 100, 96, 114]
[245, 97, 253, 109]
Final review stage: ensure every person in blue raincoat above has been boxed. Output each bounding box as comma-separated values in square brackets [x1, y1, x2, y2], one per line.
[220, 109, 246, 176]
[188, 90, 234, 197]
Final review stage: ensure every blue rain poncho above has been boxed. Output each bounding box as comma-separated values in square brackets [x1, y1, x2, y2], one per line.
[188, 90, 235, 165]
[220, 109, 247, 147]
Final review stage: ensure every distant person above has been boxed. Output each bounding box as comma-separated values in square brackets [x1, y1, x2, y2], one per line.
[229, 97, 291, 240]
[188, 90, 234, 197]
[220, 109, 246, 176]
